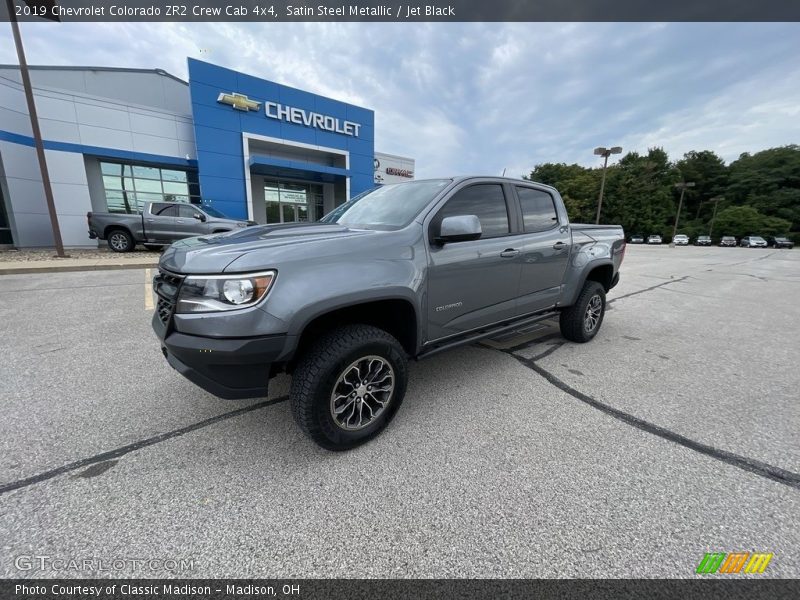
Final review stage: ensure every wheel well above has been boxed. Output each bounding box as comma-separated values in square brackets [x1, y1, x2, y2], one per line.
[291, 299, 417, 370]
[585, 264, 614, 291]
[212, 229, 230, 234]
[104, 225, 131, 239]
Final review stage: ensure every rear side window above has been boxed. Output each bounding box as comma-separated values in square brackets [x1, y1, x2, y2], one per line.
[516, 187, 558, 232]
[152, 203, 178, 217]
[437, 184, 509, 238]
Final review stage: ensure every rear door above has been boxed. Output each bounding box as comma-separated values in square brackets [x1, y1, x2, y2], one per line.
[145, 203, 180, 242]
[513, 185, 571, 314]
[426, 182, 522, 341]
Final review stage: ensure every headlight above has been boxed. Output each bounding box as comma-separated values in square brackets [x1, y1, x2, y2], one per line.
[176, 271, 276, 313]
[236, 222, 247, 227]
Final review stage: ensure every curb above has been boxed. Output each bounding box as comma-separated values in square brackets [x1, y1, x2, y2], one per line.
[0, 262, 158, 275]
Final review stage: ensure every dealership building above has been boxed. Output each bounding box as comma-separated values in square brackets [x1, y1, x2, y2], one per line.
[0, 58, 415, 247]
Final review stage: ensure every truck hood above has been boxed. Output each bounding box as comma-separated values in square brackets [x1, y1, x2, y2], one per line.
[159, 222, 377, 274]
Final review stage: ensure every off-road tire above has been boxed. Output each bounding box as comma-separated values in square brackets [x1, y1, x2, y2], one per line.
[107, 229, 134, 252]
[290, 324, 408, 451]
[559, 280, 606, 343]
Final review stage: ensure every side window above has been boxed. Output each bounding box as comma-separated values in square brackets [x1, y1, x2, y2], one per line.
[517, 187, 558, 232]
[178, 205, 199, 219]
[152, 203, 178, 217]
[437, 184, 509, 238]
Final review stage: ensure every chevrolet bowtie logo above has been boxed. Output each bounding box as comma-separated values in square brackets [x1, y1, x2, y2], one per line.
[217, 92, 261, 112]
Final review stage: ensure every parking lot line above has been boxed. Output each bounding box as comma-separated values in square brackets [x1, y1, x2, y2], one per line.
[144, 267, 153, 310]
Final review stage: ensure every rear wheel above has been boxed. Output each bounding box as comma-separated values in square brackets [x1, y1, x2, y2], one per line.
[290, 324, 408, 451]
[559, 281, 606, 343]
[107, 229, 134, 252]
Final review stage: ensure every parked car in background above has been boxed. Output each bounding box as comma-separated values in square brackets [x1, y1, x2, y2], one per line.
[719, 236, 737, 247]
[630, 234, 644, 244]
[672, 234, 689, 246]
[767, 236, 794, 249]
[740, 235, 767, 248]
[88, 202, 253, 252]
[694, 235, 712, 246]
[647, 234, 662, 244]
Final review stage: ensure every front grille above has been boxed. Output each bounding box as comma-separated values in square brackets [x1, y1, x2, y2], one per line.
[157, 297, 174, 325]
[153, 269, 184, 327]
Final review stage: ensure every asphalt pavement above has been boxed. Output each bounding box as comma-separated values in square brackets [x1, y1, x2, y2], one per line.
[0, 246, 798, 578]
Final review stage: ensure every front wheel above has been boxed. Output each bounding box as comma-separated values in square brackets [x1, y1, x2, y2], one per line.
[290, 324, 408, 451]
[559, 281, 606, 343]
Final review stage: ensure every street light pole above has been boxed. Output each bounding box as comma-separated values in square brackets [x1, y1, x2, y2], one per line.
[593, 146, 622, 224]
[671, 181, 695, 246]
[6, 0, 66, 257]
[708, 196, 722, 237]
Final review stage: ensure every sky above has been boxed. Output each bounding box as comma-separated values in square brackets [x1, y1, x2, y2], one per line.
[1, 22, 799, 178]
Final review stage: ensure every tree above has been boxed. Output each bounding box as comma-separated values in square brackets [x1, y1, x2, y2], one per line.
[675, 150, 728, 220]
[713, 206, 791, 238]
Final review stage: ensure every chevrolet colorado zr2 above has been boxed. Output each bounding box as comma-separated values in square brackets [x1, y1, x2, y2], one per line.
[152, 177, 625, 450]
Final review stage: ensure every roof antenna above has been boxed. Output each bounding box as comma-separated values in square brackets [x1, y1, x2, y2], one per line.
[501, 168, 507, 176]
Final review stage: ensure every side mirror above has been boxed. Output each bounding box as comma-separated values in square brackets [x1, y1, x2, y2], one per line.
[437, 215, 482, 244]
[194, 213, 207, 222]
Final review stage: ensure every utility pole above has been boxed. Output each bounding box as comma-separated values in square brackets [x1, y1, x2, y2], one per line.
[708, 196, 722, 237]
[593, 146, 622, 224]
[671, 181, 695, 246]
[6, 0, 66, 256]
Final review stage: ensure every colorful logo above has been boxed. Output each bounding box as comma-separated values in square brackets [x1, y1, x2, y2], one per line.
[696, 552, 773, 574]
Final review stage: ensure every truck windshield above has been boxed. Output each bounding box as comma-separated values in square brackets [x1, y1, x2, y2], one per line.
[321, 179, 451, 230]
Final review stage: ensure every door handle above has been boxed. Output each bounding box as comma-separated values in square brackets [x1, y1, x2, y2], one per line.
[500, 248, 520, 258]
[176, 219, 184, 223]
[553, 241, 568, 250]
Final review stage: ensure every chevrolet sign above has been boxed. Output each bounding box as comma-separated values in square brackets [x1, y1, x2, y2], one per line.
[265, 101, 361, 137]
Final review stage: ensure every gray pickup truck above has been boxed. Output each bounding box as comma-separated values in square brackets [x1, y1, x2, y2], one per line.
[152, 177, 625, 450]
[87, 201, 251, 252]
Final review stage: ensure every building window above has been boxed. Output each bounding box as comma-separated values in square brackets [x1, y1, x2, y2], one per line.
[100, 161, 200, 213]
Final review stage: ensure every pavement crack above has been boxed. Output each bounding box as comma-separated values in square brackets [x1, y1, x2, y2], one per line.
[503, 351, 800, 490]
[606, 275, 690, 305]
[0, 395, 288, 496]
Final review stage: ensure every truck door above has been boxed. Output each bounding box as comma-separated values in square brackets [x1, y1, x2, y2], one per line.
[145, 203, 180, 242]
[176, 204, 210, 237]
[513, 185, 571, 314]
[426, 183, 522, 341]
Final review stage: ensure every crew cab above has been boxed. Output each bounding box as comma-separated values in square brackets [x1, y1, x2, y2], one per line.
[87, 201, 251, 252]
[151, 177, 625, 450]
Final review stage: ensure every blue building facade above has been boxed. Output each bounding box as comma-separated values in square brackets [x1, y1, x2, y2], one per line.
[188, 59, 375, 221]
[0, 60, 412, 248]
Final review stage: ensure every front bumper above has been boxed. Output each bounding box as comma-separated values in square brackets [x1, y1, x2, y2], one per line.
[152, 311, 285, 400]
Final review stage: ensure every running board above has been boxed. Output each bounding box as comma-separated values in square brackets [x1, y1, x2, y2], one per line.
[417, 311, 560, 360]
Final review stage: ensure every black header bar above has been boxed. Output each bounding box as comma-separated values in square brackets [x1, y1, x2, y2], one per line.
[2, 0, 800, 22]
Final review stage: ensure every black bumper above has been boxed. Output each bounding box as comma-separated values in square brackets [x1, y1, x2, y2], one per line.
[152, 313, 285, 400]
